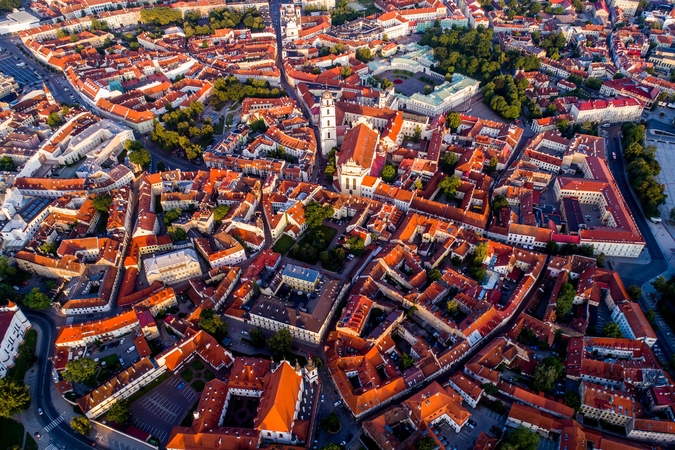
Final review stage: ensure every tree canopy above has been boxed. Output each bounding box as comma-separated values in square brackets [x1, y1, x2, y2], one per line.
[268, 329, 292, 358]
[199, 309, 228, 336]
[533, 357, 564, 392]
[0, 378, 30, 417]
[63, 357, 97, 383]
[556, 282, 575, 318]
[304, 201, 334, 228]
[381, 164, 397, 182]
[438, 175, 461, 199]
[140, 7, 183, 25]
[70, 416, 92, 435]
[602, 322, 623, 338]
[502, 427, 540, 450]
[106, 399, 130, 424]
[446, 111, 461, 130]
[23, 288, 51, 310]
[93, 193, 112, 213]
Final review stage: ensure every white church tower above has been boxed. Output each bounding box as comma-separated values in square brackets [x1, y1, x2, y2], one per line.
[319, 91, 336, 156]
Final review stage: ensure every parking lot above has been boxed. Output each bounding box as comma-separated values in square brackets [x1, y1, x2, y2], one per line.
[645, 136, 675, 219]
[0, 54, 41, 86]
[130, 376, 197, 444]
[428, 404, 506, 450]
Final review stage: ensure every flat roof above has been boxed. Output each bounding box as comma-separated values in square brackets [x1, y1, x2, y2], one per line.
[282, 264, 319, 284]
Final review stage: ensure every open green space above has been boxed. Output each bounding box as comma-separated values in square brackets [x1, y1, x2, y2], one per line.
[0, 417, 25, 450]
[289, 225, 339, 265]
[180, 368, 194, 382]
[25, 434, 38, 450]
[191, 380, 205, 392]
[272, 235, 296, 255]
[190, 359, 205, 371]
[7, 329, 37, 382]
[203, 370, 215, 381]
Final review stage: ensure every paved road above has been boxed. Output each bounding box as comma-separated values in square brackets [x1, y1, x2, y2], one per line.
[604, 124, 668, 288]
[25, 312, 94, 450]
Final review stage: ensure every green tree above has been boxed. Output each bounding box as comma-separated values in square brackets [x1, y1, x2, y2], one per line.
[627, 285, 642, 300]
[213, 205, 231, 221]
[602, 322, 623, 338]
[106, 399, 130, 424]
[70, 416, 92, 435]
[400, 353, 415, 370]
[556, 283, 575, 318]
[446, 299, 460, 316]
[0, 256, 16, 279]
[413, 125, 422, 143]
[416, 436, 435, 450]
[427, 268, 442, 282]
[441, 151, 459, 173]
[321, 412, 340, 432]
[23, 288, 51, 310]
[250, 327, 266, 348]
[346, 236, 366, 255]
[355, 47, 374, 63]
[474, 241, 489, 263]
[304, 201, 334, 228]
[545, 241, 559, 255]
[340, 66, 352, 79]
[199, 309, 228, 336]
[533, 357, 563, 392]
[503, 427, 540, 450]
[47, 112, 63, 127]
[268, 329, 292, 358]
[584, 77, 602, 90]
[93, 193, 113, 213]
[492, 195, 508, 213]
[564, 391, 581, 411]
[167, 226, 187, 242]
[413, 178, 423, 190]
[62, 357, 97, 383]
[163, 208, 182, 225]
[646, 309, 656, 323]
[381, 164, 397, 182]
[446, 111, 461, 130]
[0, 156, 15, 171]
[482, 383, 498, 395]
[0, 379, 30, 417]
[438, 175, 461, 199]
[128, 147, 151, 168]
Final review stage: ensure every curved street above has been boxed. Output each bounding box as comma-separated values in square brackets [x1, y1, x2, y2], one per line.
[24, 312, 93, 450]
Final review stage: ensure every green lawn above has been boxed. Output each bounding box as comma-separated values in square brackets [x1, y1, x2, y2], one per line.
[181, 369, 194, 382]
[191, 380, 205, 392]
[273, 235, 296, 255]
[0, 417, 25, 450]
[296, 226, 339, 253]
[213, 118, 224, 135]
[191, 359, 205, 371]
[203, 370, 215, 381]
[7, 329, 37, 382]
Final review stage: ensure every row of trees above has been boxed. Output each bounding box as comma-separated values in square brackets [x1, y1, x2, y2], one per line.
[622, 123, 666, 217]
[210, 77, 286, 109]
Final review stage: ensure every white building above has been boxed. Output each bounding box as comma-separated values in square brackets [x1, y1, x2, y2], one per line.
[570, 97, 644, 124]
[0, 302, 31, 379]
[144, 249, 202, 285]
[337, 121, 379, 197]
[0, 11, 39, 35]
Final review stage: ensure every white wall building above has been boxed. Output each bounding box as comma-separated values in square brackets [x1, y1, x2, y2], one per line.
[0, 302, 31, 379]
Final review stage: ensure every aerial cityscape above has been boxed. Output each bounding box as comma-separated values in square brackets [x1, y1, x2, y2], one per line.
[2, 0, 675, 449]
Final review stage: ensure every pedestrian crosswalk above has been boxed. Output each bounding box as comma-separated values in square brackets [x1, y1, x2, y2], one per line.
[45, 444, 59, 450]
[44, 412, 66, 432]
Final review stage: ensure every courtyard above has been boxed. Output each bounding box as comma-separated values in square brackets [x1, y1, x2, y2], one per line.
[222, 395, 260, 428]
[378, 69, 442, 97]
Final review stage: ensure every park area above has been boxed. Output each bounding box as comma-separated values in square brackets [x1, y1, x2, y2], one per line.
[179, 358, 216, 393]
[379, 69, 441, 97]
[288, 225, 338, 265]
[0, 417, 38, 450]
